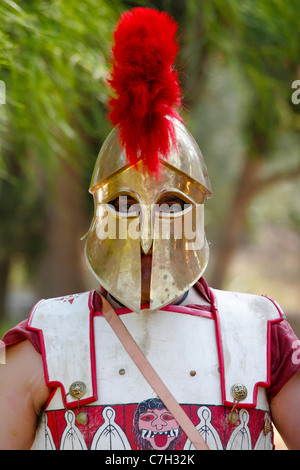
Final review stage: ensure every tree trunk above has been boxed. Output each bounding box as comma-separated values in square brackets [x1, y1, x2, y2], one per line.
[210, 157, 263, 289]
[35, 159, 90, 300]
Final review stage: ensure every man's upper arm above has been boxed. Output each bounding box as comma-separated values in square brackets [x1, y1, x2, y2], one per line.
[271, 371, 300, 450]
[0, 339, 49, 450]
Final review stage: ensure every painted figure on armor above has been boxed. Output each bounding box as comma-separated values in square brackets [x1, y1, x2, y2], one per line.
[133, 398, 182, 450]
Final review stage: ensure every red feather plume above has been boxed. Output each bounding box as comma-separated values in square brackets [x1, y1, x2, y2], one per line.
[107, 7, 182, 175]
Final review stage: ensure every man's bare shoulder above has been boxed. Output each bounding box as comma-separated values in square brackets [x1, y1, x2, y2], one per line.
[0, 339, 50, 449]
[3, 340, 50, 407]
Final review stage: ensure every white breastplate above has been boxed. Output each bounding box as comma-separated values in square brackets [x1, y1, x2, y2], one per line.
[28, 288, 283, 412]
[28, 288, 284, 450]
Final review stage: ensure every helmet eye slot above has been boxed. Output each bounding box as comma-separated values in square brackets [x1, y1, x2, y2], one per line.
[155, 193, 191, 215]
[107, 194, 141, 215]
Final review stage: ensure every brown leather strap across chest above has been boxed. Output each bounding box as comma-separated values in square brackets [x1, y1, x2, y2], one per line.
[99, 291, 210, 451]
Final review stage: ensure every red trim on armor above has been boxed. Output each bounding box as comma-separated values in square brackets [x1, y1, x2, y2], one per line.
[94, 303, 213, 319]
[210, 288, 284, 409]
[89, 291, 98, 408]
[27, 291, 98, 409]
[210, 290, 226, 408]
